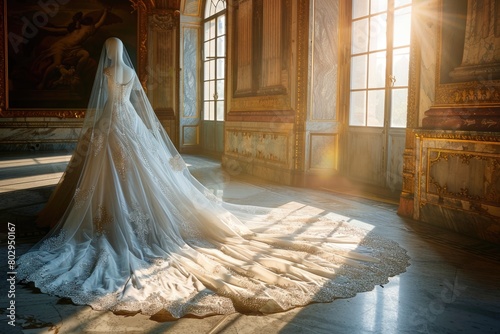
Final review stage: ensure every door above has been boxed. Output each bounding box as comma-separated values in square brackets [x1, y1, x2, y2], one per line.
[202, 0, 227, 156]
[344, 0, 412, 194]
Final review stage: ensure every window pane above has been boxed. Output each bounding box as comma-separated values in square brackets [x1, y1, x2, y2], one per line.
[368, 51, 386, 88]
[203, 42, 210, 60]
[391, 88, 408, 127]
[351, 18, 369, 54]
[369, 14, 387, 51]
[371, 0, 387, 14]
[216, 101, 225, 121]
[204, 60, 215, 79]
[367, 90, 385, 127]
[216, 79, 225, 100]
[204, 39, 216, 59]
[204, 81, 215, 101]
[393, 7, 412, 47]
[216, 58, 225, 79]
[349, 91, 367, 126]
[217, 15, 226, 35]
[217, 36, 225, 57]
[350, 55, 368, 89]
[204, 20, 215, 40]
[392, 47, 410, 87]
[204, 101, 214, 120]
[352, 0, 369, 19]
[395, 0, 412, 8]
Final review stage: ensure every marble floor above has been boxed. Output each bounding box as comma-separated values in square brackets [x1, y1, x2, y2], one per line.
[0, 151, 499, 334]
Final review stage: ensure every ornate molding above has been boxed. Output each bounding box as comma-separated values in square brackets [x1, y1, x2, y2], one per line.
[428, 150, 500, 205]
[227, 109, 294, 122]
[436, 81, 500, 105]
[150, 11, 180, 30]
[293, 0, 308, 173]
[231, 94, 291, 111]
[130, 0, 156, 90]
[415, 129, 500, 142]
[0, 109, 85, 118]
[406, 0, 422, 129]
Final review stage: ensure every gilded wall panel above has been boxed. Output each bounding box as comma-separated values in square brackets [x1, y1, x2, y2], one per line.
[148, 13, 178, 111]
[309, 134, 338, 170]
[182, 125, 199, 146]
[182, 27, 199, 118]
[224, 128, 291, 166]
[427, 150, 499, 204]
[310, 0, 338, 121]
[235, 0, 253, 94]
[412, 132, 500, 243]
[260, 0, 284, 90]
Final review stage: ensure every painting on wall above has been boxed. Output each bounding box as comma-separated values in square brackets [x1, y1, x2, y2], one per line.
[4, 0, 137, 110]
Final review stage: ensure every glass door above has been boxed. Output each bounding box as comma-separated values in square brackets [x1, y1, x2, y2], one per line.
[202, 0, 226, 155]
[346, 0, 412, 193]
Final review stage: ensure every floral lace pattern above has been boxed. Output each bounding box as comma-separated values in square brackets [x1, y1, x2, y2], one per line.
[93, 205, 114, 236]
[129, 205, 150, 245]
[73, 187, 95, 209]
[169, 154, 186, 172]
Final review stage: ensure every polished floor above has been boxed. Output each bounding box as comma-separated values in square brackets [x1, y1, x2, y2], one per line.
[0, 151, 499, 334]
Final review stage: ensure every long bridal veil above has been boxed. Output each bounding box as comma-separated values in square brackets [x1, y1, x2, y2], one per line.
[18, 37, 410, 318]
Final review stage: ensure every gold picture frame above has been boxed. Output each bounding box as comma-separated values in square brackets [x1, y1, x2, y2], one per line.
[0, 0, 152, 118]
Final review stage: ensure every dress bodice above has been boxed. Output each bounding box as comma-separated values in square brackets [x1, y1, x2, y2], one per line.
[104, 67, 134, 103]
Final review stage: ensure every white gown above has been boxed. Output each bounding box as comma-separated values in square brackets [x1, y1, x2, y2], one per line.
[17, 44, 409, 319]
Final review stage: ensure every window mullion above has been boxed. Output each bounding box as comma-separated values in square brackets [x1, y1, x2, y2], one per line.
[385, 0, 395, 130]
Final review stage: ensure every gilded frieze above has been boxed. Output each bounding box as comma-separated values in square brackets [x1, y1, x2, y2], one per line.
[415, 130, 500, 143]
[435, 81, 500, 105]
[231, 95, 291, 111]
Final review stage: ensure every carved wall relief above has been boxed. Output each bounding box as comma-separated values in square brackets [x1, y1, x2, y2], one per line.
[428, 150, 500, 205]
[224, 128, 291, 166]
[414, 131, 500, 243]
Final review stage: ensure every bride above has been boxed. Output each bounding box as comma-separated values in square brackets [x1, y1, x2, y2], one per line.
[17, 37, 409, 318]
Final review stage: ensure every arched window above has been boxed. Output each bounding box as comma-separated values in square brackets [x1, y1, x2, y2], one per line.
[205, 0, 226, 17]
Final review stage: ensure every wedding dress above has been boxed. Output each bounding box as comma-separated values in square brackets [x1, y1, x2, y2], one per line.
[17, 37, 409, 318]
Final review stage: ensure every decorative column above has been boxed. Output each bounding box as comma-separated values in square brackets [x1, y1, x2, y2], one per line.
[449, 0, 500, 81]
[147, 9, 180, 145]
[422, 0, 500, 131]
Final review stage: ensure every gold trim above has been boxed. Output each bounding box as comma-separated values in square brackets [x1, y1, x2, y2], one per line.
[181, 0, 202, 17]
[293, 0, 309, 172]
[427, 149, 499, 204]
[407, 1, 422, 129]
[415, 130, 500, 143]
